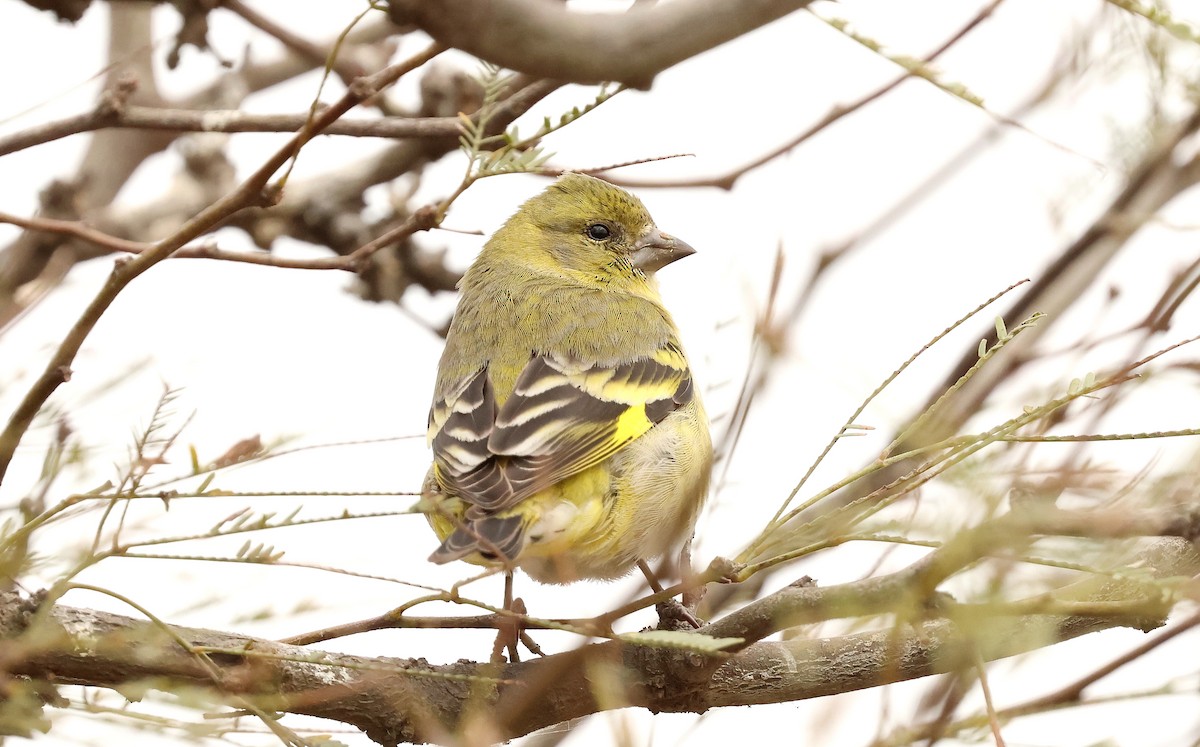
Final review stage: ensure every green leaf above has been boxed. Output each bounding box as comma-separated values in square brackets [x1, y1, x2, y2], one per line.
[196, 472, 215, 493]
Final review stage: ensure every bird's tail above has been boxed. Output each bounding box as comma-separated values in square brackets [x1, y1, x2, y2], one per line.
[428, 514, 525, 564]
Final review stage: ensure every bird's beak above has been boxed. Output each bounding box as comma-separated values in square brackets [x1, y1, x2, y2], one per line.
[630, 229, 696, 273]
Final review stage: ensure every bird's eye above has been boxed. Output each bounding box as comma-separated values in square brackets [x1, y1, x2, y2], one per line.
[586, 223, 611, 241]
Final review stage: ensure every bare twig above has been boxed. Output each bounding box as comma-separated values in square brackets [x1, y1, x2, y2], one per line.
[928, 103, 1200, 439]
[0, 9, 400, 313]
[0, 206, 435, 272]
[609, 0, 1008, 189]
[0, 43, 447, 486]
[221, 0, 369, 86]
[0, 106, 461, 157]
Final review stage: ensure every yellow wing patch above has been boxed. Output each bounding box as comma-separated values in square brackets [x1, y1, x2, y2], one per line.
[427, 347, 693, 514]
[613, 403, 653, 443]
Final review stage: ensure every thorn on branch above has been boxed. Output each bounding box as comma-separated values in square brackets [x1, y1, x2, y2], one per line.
[258, 183, 284, 208]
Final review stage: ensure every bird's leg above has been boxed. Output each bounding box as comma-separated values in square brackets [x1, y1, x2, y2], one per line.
[637, 559, 666, 593]
[638, 559, 701, 630]
[504, 572, 524, 663]
[678, 542, 707, 619]
[490, 570, 523, 663]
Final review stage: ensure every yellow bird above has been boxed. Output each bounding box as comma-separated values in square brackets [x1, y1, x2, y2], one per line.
[423, 173, 711, 585]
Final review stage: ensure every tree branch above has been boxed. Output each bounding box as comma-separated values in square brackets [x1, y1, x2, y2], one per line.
[0, 9, 400, 313]
[0, 43, 447, 487]
[0, 106, 461, 158]
[388, 0, 817, 88]
[606, 0, 1006, 189]
[707, 504, 1200, 648]
[0, 534, 1192, 745]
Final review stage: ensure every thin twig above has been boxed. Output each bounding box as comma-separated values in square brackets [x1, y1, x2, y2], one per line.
[222, 0, 366, 84]
[0, 43, 447, 487]
[0, 106, 460, 157]
[608, 0, 1007, 189]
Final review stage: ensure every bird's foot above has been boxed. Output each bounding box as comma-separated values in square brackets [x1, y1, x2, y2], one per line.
[656, 598, 702, 631]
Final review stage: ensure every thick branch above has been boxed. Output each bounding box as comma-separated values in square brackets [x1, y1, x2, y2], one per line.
[0, 534, 1193, 745]
[389, 0, 816, 88]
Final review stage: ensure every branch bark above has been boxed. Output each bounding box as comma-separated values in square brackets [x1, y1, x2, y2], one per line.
[0, 530, 1193, 745]
[0, 106, 462, 158]
[388, 0, 817, 88]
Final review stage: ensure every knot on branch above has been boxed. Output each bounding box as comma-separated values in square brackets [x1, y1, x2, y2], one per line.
[96, 73, 139, 119]
[624, 643, 723, 713]
[257, 182, 284, 209]
[412, 204, 440, 233]
[707, 556, 743, 583]
[348, 77, 381, 104]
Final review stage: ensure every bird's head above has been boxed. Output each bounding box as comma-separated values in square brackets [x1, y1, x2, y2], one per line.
[491, 173, 695, 289]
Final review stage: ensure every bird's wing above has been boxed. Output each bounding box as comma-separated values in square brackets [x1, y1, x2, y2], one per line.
[428, 344, 694, 513]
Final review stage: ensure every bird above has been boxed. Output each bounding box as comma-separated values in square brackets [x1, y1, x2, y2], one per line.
[421, 172, 712, 587]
